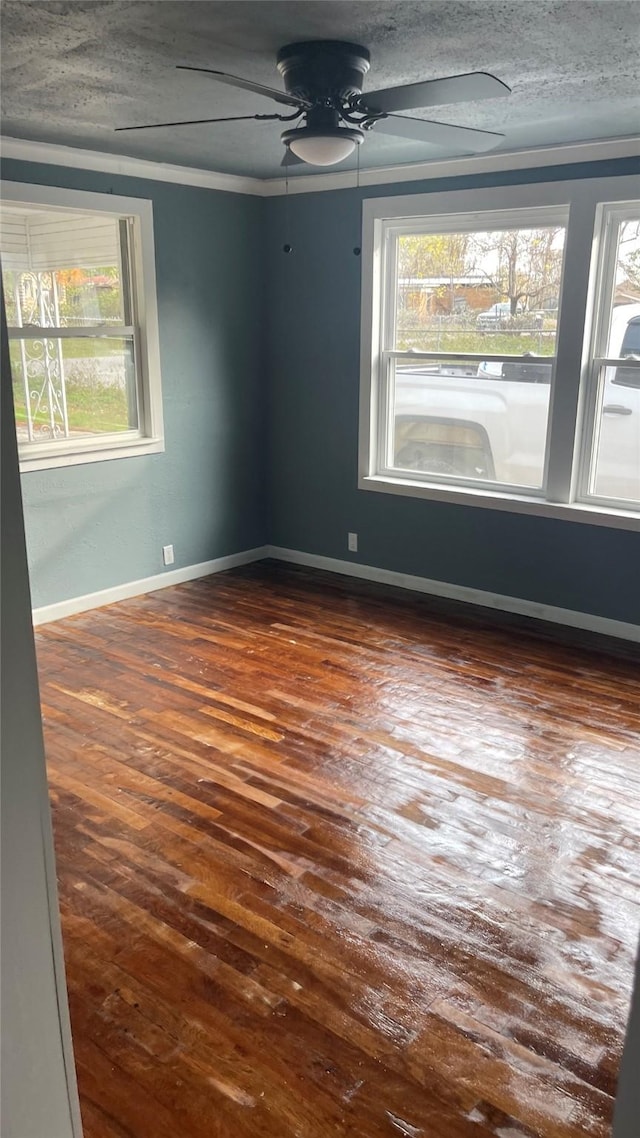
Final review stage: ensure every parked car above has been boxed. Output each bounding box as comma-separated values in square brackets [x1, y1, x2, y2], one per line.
[476, 301, 519, 329]
[613, 311, 640, 388]
[393, 304, 640, 498]
[476, 353, 551, 384]
[595, 304, 640, 498]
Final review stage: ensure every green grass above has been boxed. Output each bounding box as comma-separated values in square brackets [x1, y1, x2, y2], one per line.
[59, 338, 127, 359]
[12, 378, 130, 435]
[397, 329, 555, 356]
[10, 339, 133, 436]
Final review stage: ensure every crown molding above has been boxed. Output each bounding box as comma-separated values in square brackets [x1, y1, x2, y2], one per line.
[2, 133, 639, 199]
[262, 135, 640, 195]
[0, 136, 262, 196]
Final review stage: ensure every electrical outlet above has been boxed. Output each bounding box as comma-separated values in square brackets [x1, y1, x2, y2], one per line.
[348, 532, 358, 553]
[162, 544, 175, 566]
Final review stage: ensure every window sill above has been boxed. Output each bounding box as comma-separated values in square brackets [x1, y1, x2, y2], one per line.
[18, 435, 165, 473]
[359, 474, 640, 531]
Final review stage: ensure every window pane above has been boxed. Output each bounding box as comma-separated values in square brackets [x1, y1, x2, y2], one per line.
[604, 219, 640, 357]
[391, 357, 552, 488]
[588, 364, 640, 504]
[1, 207, 126, 327]
[395, 227, 565, 355]
[585, 213, 640, 504]
[10, 337, 137, 446]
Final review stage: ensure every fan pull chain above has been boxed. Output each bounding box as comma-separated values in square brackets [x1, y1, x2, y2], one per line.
[282, 164, 293, 254]
[353, 145, 361, 257]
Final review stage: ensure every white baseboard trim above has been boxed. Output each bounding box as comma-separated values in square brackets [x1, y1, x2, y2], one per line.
[32, 541, 639, 643]
[266, 546, 640, 644]
[32, 546, 269, 626]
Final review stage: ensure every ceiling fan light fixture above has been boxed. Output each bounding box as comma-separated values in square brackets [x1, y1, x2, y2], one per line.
[282, 126, 364, 167]
[120, 42, 510, 166]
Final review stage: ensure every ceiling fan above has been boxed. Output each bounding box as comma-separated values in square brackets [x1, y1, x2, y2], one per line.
[116, 40, 511, 167]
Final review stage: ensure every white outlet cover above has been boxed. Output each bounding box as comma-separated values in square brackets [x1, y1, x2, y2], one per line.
[162, 544, 174, 565]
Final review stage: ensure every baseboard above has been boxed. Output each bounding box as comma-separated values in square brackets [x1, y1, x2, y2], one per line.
[266, 546, 640, 645]
[32, 541, 640, 644]
[32, 546, 269, 626]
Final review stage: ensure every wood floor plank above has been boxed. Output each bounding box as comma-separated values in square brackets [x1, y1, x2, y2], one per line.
[37, 561, 640, 1138]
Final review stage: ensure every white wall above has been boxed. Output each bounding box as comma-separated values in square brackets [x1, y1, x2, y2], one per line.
[0, 293, 81, 1136]
[614, 949, 640, 1136]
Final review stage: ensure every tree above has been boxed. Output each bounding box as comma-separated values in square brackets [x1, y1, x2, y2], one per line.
[56, 264, 122, 324]
[398, 232, 470, 317]
[617, 220, 640, 291]
[398, 232, 470, 281]
[468, 227, 564, 315]
[397, 227, 565, 319]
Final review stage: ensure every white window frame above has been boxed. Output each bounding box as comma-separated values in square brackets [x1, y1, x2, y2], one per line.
[359, 176, 640, 531]
[2, 182, 164, 472]
[577, 200, 640, 507]
[374, 203, 568, 498]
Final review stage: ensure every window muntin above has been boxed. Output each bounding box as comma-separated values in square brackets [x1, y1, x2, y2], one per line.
[376, 209, 567, 495]
[580, 206, 640, 508]
[1, 187, 163, 469]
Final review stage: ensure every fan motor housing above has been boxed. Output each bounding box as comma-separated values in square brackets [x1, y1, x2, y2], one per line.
[277, 40, 370, 104]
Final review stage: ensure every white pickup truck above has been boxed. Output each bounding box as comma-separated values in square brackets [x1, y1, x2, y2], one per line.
[394, 303, 640, 502]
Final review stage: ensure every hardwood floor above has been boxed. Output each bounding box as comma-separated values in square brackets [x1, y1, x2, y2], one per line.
[36, 561, 639, 1138]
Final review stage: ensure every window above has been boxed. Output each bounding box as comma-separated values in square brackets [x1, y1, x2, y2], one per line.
[360, 179, 640, 527]
[1, 183, 163, 471]
[580, 204, 640, 507]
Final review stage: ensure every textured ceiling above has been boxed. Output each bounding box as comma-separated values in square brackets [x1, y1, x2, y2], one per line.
[1, 0, 639, 180]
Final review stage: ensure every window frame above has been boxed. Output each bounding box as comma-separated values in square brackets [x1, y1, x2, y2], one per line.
[359, 176, 640, 531]
[576, 200, 640, 508]
[1, 182, 164, 472]
[375, 203, 568, 498]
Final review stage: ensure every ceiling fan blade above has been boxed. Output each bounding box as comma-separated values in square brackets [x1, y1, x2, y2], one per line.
[374, 114, 504, 153]
[176, 65, 301, 108]
[359, 71, 510, 114]
[115, 113, 276, 132]
[281, 150, 306, 167]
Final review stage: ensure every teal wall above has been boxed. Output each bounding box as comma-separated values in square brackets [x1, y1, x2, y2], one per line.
[265, 157, 640, 626]
[1, 159, 267, 608]
[3, 154, 639, 624]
